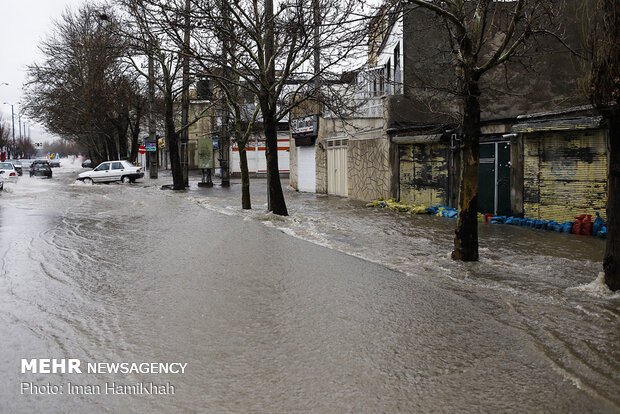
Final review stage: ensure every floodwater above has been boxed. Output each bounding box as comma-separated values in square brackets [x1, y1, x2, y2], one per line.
[0, 158, 618, 413]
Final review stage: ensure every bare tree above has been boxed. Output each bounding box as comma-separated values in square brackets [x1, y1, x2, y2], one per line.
[15, 137, 37, 159]
[117, 0, 218, 189]
[0, 114, 10, 155]
[132, 0, 364, 213]
[405, 0, 565, 261]
[23, 4, 140, 164]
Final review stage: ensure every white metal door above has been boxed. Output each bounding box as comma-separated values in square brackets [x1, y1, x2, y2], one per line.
[297, 146, 316, 192]
[327, 139, 347, 196]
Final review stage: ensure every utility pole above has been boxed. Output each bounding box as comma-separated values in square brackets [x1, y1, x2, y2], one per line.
[180, 0, 191, 188]
[10, 104, 15, 158]
[148, 41, 158, 179]
[219, 0, 230, 187]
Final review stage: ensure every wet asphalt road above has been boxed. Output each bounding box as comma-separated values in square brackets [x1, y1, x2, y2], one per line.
[0, 161, 618, 413]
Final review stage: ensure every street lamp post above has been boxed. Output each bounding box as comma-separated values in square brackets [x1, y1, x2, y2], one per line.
[4, 104, 16, 159]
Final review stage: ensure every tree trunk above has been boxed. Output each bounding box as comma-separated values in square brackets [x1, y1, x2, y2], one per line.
[117, 115, 129, 160]
[129, 124, 140, 164]
[165, 98, 184, 189]
[106, 134, 117, 161]
[239, 146, 251, 209]
[604, 112, 620, 290]
[452, 73, 481, 262]
[264, 113, 288, 216]
[262, 0, 287, 216]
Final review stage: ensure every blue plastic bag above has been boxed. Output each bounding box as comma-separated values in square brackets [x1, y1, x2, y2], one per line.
[561, 222, 573, 233]
[490, 216, 507, 224]
[593, 212, 605, 236]
[598, 226, 607, 238]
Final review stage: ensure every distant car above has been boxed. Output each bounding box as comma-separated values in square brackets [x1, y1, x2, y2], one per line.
[30, 160, 53, 178]
[81, 159, 93, 168]
[7, 160, 22, 175]
[49, 159, 61, 168]
[20, 159, 33, 171]
[77, 160, 143, 183]
[0, 162, 19, 183]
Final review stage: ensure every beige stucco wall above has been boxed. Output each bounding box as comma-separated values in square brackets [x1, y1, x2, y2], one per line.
[289, 136, 298, 189]
[347, 136, 391, 201]
[315, 117, 328, 194]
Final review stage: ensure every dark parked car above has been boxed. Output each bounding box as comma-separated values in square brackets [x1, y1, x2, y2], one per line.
[82, 159, 93, 168]
[30, 160, 52, 178]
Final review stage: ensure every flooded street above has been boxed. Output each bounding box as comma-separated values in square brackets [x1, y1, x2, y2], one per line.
[1, 159, 619, 413]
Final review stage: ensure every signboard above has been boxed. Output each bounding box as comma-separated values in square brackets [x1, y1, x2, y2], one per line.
[291, 115, 318, 136]
[197, 138, 214, 169]
[291, 115, 319, 146]
[145, 142, 157, 152]
[138, 145, 146, 154]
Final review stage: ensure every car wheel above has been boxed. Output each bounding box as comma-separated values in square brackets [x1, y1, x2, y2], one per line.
[84, 177, 93, 185]
[121, 175, 131, 184]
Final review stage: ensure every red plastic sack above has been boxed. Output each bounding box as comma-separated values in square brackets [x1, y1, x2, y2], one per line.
[573, 214, 592, 236]
[581, 215, 592, 236]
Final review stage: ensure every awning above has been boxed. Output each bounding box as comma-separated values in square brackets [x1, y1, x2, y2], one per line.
[512, 116, 603, 133]
[391, 134, 444, 144]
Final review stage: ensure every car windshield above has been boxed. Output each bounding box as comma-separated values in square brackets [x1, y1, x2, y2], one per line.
[35, 164, 50, 170]
[0, 163, 14, 169]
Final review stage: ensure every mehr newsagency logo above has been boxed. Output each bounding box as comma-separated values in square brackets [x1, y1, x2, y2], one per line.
[20, 358, 186, 396]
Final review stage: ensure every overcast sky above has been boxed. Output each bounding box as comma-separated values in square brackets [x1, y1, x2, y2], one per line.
[0, 0, 86, 143]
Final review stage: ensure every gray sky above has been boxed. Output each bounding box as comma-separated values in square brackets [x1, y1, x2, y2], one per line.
[0, 0, 86, 143]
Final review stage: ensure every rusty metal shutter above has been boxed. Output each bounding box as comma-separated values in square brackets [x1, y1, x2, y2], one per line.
[523, 129, 607, 222]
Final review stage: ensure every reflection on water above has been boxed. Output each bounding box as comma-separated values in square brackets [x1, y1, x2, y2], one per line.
[0, 163, 618, 413]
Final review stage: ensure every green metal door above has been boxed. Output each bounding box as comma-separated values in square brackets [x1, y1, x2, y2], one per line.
[478, 142, 511, 215]
[478, 143, 495, 214]
[497, 142, 511, 216]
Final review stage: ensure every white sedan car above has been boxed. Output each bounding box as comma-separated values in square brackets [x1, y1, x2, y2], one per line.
[78, 160, 144, 183]
[0, 162, 19, 184]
